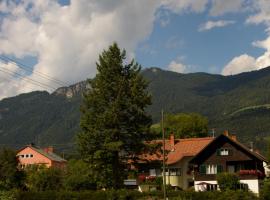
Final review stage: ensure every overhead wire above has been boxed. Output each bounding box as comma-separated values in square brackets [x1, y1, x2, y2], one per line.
[0, 55, 68, 87]
[0, 63, 58, 91]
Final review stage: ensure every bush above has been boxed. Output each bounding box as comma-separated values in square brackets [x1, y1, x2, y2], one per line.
[0, 191, 15, 200]
[63, 159, 96, 191]
[25, 165, 63, 191]
[13, 190, 258, 200]
[217, 172, 239, 191]
[261, 179, 270, 200]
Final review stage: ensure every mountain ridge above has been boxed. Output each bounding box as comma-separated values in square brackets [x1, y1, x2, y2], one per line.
[1, 66, 270, 153]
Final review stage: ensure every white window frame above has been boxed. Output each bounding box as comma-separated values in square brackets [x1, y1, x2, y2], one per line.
[206, 165, 217, 174]
[220, 148, 229, 156]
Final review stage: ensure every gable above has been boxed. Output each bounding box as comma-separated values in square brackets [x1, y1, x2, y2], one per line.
[17, 147, 52, 165]
[190, 134, 266, 165]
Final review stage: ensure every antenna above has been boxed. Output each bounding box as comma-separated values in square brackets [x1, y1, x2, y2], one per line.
[212, 128, 215, 138]
[250, 142, 254, 152]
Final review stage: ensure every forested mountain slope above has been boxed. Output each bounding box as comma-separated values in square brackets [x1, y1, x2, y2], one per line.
[1, 67, 270, 152]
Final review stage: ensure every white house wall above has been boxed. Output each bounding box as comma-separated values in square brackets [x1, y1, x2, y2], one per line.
[194, 179, 260, 194]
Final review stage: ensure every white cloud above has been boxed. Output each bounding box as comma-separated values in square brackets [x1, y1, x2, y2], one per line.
[0, 0, 164, 99]
[167, 57, 192, 73]
[161, 0, 208, 14]
[246, 0, 270, 26]
[210, 0, 249, 16]
[222, 54, 256, 75]
[198, 20, 235, 32]
[222, 0, 270, 76]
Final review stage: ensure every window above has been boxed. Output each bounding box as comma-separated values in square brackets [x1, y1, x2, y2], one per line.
[30, 154, 33, 158]
[149, 169, 156, 176]
[20, 155, 24, 158]
[26, 154, 29, 158]
[169, 168, 181, 176]
[200, 164, 223, 174]
[206, 165, 217, 174]
[217, 148, 232, 156]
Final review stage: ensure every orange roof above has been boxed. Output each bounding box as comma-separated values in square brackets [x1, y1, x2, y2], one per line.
[140, 137, 214, 165]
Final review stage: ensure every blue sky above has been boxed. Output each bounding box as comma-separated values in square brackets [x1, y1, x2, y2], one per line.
[0, 0, 270, 99]
[136, 8, 267, 74]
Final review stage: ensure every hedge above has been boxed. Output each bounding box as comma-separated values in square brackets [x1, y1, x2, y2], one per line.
[13, 190, 258, 200]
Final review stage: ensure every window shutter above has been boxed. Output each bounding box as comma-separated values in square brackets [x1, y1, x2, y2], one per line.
[216, 149, 221, 156]
[217, 165, 223, 173]
[229, 149, 233, 156]
[200, 165, 206, 174]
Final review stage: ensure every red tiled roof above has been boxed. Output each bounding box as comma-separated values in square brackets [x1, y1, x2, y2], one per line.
[140, 137, 214, 165]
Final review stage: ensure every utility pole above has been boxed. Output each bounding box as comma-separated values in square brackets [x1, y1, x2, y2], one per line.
[161, 109, 167, 200]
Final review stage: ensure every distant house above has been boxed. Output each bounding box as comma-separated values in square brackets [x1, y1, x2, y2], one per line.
[17, 145, 67, 169]
[136, 132, 267, 194]
[190, 132, 267, 194]
[137, 134, 213, 190]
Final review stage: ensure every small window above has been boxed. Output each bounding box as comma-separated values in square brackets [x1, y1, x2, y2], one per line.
[220, 149, 229, 155]
[169, 168, 181, 176]
[217, 148, 232, 156]
[30, 154, 33, 158]
[26, 154, 29, 158]
[20, 155, 25, 158]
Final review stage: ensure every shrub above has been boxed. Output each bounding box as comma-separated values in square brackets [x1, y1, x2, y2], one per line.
[25, 165, 63, 191]
[217, 172, 239, 191]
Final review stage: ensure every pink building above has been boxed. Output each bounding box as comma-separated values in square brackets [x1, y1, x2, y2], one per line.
[17, 145, 67, 169]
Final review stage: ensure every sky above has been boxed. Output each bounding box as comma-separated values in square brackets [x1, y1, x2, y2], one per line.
[0, 0, 270, 99]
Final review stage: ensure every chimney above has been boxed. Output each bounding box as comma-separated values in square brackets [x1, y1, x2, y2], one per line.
[230, 133, 237, 141]
[170, 133, 175, 149]
[224, 130, 229, 137]
[43, 146, 53, 153]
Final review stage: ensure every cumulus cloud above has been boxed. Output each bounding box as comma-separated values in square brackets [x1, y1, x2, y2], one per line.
[222, 0, 270, 75]
[222, 54, 256, 75]
[0, 0, 163, 99]
[198, 20, 235, 32]
[167, 57, 192, 73]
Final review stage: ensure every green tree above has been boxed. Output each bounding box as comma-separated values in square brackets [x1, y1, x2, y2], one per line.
[153, 113, 208, 138]
[77, 43, 152, 189]
[63, 159, 96, 190]
[217, 172, 239, 191]
[0, 148, 24, 190]
[25, 165, 63, 191]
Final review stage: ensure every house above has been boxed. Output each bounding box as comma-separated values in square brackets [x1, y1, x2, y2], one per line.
[137, 134, 214, 190]
[190, 131, 267, 194]
[17, 144, 67, 169]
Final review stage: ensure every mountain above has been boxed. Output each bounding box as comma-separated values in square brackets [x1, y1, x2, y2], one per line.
[1, 67, 270, 153]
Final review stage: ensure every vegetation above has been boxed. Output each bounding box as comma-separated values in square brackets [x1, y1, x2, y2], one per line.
[13, 190, 258, 200]
[217, 172, 239, 191]
[0, 148, 24, 190]
[63, 159, 96, 191]
[25, 165, 63, 191]
[152, 113, 208, 138]
[77, 43, 152, 189]
[3, 67, 270, 152]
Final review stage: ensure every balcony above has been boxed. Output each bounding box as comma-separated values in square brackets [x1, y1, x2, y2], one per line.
[237, 170, 265, 179]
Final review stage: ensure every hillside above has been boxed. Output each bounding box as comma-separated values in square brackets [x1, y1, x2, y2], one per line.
[1, 67, 270, 152]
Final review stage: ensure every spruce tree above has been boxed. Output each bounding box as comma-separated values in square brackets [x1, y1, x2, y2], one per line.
[77, 43, 152, 189]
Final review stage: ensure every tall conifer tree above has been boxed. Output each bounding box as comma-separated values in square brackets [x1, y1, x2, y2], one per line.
[77, 43, 152, 189]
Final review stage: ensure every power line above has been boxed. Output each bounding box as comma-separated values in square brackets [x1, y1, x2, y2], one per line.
[0, 74, 39, 92]
[0, 55, 68, 87]
[0, 65, 57, 91]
